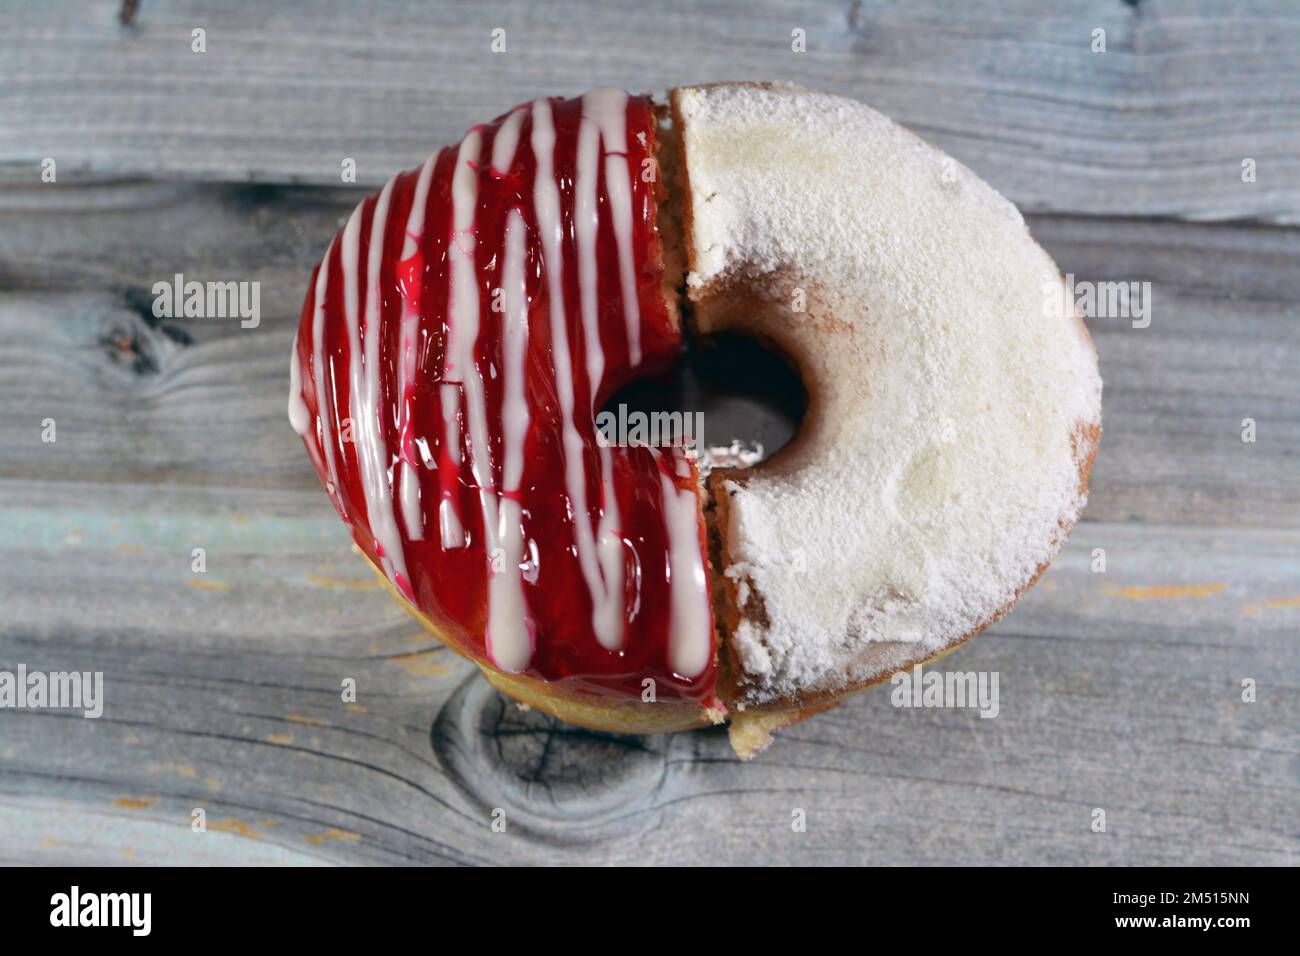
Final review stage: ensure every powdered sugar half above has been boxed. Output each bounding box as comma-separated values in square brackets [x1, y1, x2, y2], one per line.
[674, 83, 1102, 706]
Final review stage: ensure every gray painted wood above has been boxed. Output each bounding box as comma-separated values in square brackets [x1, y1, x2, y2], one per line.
[3, 0, 1300, 221]
[0, 1, 1296, 866]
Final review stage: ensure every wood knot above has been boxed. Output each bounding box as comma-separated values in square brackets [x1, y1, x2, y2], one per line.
[98, 290, 191, 377]
[431, 674, 668, 835]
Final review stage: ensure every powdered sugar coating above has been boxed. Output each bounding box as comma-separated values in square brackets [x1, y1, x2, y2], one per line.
[674, 83, 1102, 706]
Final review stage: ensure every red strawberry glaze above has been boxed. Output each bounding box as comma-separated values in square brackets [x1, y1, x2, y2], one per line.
[290, 93, 717, 706]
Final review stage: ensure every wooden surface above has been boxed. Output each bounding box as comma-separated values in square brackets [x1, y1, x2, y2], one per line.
[1, 0, 1297, 866]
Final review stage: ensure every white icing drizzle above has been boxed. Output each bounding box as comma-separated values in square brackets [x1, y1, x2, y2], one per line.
[583, 89, 642, 366]
[446, 129, 533, 670]
[287, 329, 310, 435]
[344, 182, 411, 592]
[397, 451, 420, 545]
[499, 211, 530, 495]
[658, 455, 712, 679]
[532, 97, 626, 652]
[397, 152, 438, 541]
[592, 445, 626, 649]
[582, 93, 640, 647]
[447, 124, 536, 671]
[438, 381, 465, 549]
[574, 100, 607, 396]
[486, 209, 534, 672]
[446, 130, 490, 485]
[490, 108, 526, 175]
[310, 237, 341, 502]
[439, 133, 488, 553]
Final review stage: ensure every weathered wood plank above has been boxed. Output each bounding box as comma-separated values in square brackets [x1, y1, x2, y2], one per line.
[1, 183, 1295, 526]
[3, 1, 1299, 220]
[1, 481, 1295, 864]
[2, 4, 1297, 866]
[1030, 216, 1300, 529]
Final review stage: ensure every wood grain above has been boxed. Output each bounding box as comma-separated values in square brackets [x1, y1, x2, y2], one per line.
[0, 0, 1297, 866]
[2, 480, 1296, 864]
[2, 184, 1295, 526]
[2, 1, 1300, 221]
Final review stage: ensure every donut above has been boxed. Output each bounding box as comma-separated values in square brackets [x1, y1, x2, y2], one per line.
[288, 83, 1102, 757]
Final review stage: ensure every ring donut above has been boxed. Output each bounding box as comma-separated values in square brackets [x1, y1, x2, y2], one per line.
[288, 83, 1101, 757]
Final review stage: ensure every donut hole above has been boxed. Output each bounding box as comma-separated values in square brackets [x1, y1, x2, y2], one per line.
[599, 331, 806, 470]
